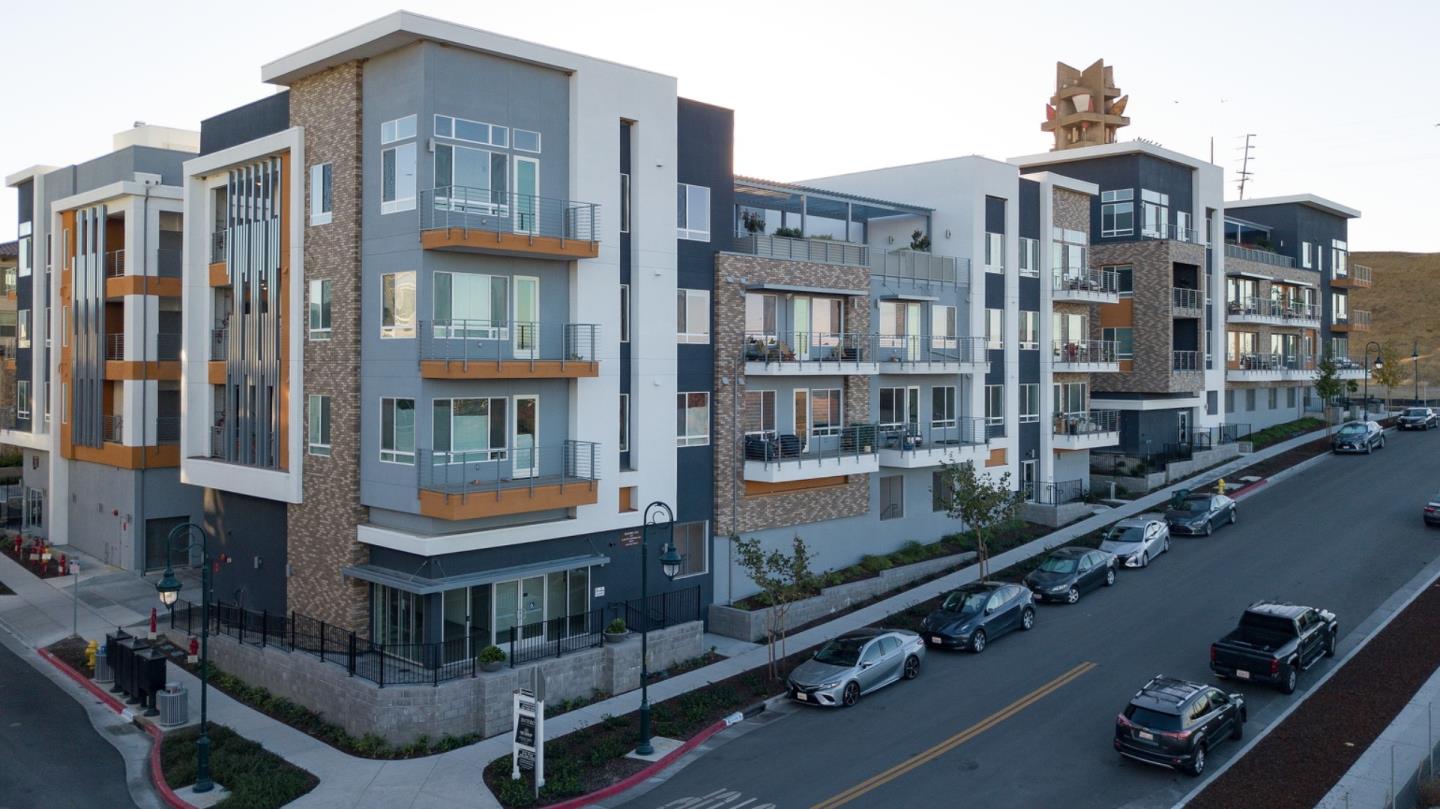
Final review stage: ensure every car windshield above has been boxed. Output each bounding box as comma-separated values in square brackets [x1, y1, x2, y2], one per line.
[1037, 556, 1079, 574]
[1124, 705, 1184, 731]
[1178, 498, 1209, 513]
[941, 590, 990, 614]
[1105, 526, 1146, 543]
[1338, 424, 1366, 435]
[1406, 409, 1428, 417]
[813, 636, 868, 667]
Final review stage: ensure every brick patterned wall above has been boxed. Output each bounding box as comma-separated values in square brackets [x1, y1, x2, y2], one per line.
[1053, 188, 1090, 233]
[713, 253, 871, 537]
[286, 62, 370, 633]
[1091, 239, 1206, 394]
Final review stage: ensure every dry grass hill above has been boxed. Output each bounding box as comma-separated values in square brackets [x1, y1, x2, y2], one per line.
[1351, 252, 1440, 395]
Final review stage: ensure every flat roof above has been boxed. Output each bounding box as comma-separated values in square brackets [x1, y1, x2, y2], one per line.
[5, 164, 57, 188]
[735, 175, 931, 219]
[1009, 140, 1214, 172]
[1224, 194, 1360, 220]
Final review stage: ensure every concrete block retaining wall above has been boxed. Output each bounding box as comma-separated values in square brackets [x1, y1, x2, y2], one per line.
[1092, 444, 1242, 496]
[163, 621, 703, 744]
[708, 550, 978, 643]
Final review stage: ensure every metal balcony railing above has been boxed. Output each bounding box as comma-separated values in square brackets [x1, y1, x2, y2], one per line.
[1053, 409, 1119, 437]
[1053, 267, 1118, 295]
[209, 424, 225, 458]
[1224, 242, 1295, 268]
[104, 249, 126, 277]
[744, 423, 879, 466]
[417, 441, 599, 497]
[1141, 223, 1203, 244]
[419, 187, 599, 243]
[156, 416, 180, 444]
[1053, 339, 1118, 365]
[1335, 309, 1371, 329]
[878, 417, 986, 457]
[1233, 353, 1317, 372]
[156, 333, 182, 362]
[743, 331, 873, 366]
[871, 249, 967, 284]
[210, 231, 227, 264]
[211, 328, 228, 361]
[1172, 350, 1201, 371]
[1171, 287, 1203, 311]
[875, 335, 987, 368]
[419, 320, 598, 366]
[1227, 296, 1318, 320]
[1337, 263, 1373, 287]
[106, 334, 126, 361]
[102, 414, 123, 443]
[732, 233, 869, 268]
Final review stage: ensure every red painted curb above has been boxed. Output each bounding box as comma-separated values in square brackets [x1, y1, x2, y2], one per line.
[36, 646, 196, 809]
[542, 717, 731, 809]
[1229, 477, 1269, 500]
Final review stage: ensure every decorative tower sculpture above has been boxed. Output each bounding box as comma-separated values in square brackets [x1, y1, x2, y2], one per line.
[1041, 59, 1129, 151]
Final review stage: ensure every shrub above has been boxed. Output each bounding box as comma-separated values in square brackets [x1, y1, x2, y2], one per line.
[859, 554, 892, 574]
[605, 617, 626, 634]
[477, 644, 505, 664]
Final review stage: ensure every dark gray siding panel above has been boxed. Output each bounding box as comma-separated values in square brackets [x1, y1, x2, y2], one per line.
[1018, 179, 1040, 240]
[200, 92, 291, 156]
[985, 196, 1006, 233]
[203, 489, 289, 614]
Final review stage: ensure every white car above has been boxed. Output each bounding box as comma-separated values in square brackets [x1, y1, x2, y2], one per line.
[1099, 515, 1170, 568]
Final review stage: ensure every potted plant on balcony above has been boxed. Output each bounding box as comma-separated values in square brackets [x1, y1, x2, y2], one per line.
[604, 617, 629, 643]
[740, 210, 767, 235]
[909, 229, 931, 252]
[477, 644, 506, 672]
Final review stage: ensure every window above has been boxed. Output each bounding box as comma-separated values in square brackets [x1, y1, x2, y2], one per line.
[310, 163, 333, 225]
[381, 141, 417, 214]
[810, 389, 842, 436]
[1141, 189, 1169, 237]
[880, 475, 904, 521]
[984, 232, 1004, 271]
[932, 471, 951, 513]
[985, 384, 1004, 432]
[1053, 381, 1088, 417]
[513, 129, 541, 154]
[433, 115, 507, 148]
[1019, 384, 1039, 423]
[1288, 387, 1297, 408]
[677, 289, 710, 343]
[434, 143, 508, 208]
[619, 394, 629, 453]
[432, 397, 507, 462]
[1102, 327, 1134, 359]
[1052, 311, 1086, 346]
[1110, 265, 1134, 295]
[1176, 210, 1192, 241]
[879, 386, 918, 429]
[17, 310, 29, 349]
[677, 392, 710, 446]
[619, 173, 630, 234]
[1245, 389, 1256, 412]
[1332, 292, 1348, 321]
[677, 183, 710, 241]
[41, 382, 48, 426]
[986, 308, 1003, 349]
[433, 271, 508, 337]
[1226, 389, 1235, 414]
[380, 397, 416, 464]
[746, 293, 779, 340]
[381, 272, 416, 338]
[1301, 241, 1313, 269]
[308, 395, 331, 456]
[308, 279, 332, 340]
[1100, 189, 1134, 237]
[18, 222, 31, 278]
[1019, 311, 1038, 350]
[382, 114, 417, 144]
[23, 488, 42, 529]
[1018, 237, 1040, 277]
[17, 381, 29, 419]
[1269, 388, 1279, 409]
[932, 386, 956, 428]
[42, 307, 49, 350]
[931, 305, 957, 350]
[620, 284, 630, 342]
[1332, 239, 1349, 277]
[671, 522, 708, 578]
[743, 390, 776, 435]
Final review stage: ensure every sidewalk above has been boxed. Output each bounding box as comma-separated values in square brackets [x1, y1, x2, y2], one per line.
[0, 427, 1333, 809]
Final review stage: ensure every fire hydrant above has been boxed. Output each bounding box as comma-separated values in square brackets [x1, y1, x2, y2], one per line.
[187, 636, 199, 665]
[1217, 478, 1227, 496]
[85, 640, 99, 673]
[148, 608, 158, 640]
[11, 534, 20, 558]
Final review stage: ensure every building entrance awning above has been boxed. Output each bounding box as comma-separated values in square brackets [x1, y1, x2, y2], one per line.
[343, 551, 610, 595]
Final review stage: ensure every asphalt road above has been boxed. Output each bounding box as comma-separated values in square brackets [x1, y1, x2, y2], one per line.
[614, 429, 1440, 809]
[0, 634, 139, 809]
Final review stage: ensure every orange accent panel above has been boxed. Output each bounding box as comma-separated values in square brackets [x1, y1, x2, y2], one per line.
[985, 448, 1008, 467]
[420, 228, 601, 260]
[1118, 360, 1134, 373]
[105, 361, 182, 381]
[59, 210, 76, 460]
[744, 476, 849, 496]
[72, 442, 180, 469]
[105, 276, 182, 299]
[4, 291, 14, 301]
[1099, 298, 1134, 328]
[419, 359, 600, 380]
[208, 262, 230, 286]
[418, 482, 599, 521]
[619, 486, 636, 513]
[208, 361, 227, 385]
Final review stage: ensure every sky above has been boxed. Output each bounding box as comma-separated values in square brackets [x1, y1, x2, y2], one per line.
[3, 0, 1437, 250]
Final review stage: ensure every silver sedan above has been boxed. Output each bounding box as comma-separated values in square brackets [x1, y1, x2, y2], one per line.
[1099, 515, 1171, 568]
[786, 628, 925, 707]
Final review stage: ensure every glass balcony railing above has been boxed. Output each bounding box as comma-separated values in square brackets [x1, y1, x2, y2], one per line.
[871, 249, 967, 284]
[419, 187, 599, 243]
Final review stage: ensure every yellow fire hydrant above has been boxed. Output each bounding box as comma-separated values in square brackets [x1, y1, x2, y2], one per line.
[85, 639, 98, 673]
[1217, 478, 1227, 496]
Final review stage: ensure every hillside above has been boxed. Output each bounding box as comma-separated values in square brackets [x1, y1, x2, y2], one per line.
[1351, 251, 1440, 394]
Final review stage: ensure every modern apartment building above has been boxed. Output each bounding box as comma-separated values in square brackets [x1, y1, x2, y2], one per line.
[3, 126, 202, 567]
[0, 241, 16, 427]
[179, 13, 715, 657]
[1222, 195, 1367, 429]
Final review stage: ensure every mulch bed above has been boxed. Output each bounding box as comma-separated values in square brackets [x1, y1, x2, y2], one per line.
[161, 723, 319, 808]
[0, 581, 13, 595]
[1188, 436, 1333, 496]
[0, 538, 69, 579]
[1189, 578, 1440, 809]
[46, 635, 93, 675]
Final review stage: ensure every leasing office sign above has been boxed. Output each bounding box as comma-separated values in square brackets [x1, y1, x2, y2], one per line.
[511, 669, 546, 790]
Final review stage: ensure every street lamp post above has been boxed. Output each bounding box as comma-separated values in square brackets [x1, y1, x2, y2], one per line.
[154, 523, 213, 794]
[636, 501, 684, 757]
[1413, 340, 1421, 405]
[1363, 340, 1383, 419]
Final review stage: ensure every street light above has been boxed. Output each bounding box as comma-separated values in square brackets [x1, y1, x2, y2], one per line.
[637, 501, 683, 757]
[1413, 340, 1421, 405]
[1363, 340, 1383, 419]
[155, 523, 213, 794]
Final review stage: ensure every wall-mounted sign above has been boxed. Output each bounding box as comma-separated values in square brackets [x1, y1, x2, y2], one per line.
[619, 529, 642, 548]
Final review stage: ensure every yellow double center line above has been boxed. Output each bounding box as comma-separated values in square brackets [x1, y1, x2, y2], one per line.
[810, 661, 1098, 809]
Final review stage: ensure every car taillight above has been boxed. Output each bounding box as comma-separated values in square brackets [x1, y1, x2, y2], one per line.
[1116, 713, 1133, 728]
[1427, 506, 1438, 513]
[1270, 658, 1280, 676]
[1209, 645, 1217, 663]
[1161, 729, 1193, 743]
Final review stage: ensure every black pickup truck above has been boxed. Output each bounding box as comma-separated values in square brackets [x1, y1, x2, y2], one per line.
[1210, 602, 1338, 694]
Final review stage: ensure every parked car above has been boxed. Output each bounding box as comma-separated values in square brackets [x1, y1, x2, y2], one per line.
[1099, 516, 1170, 568]
[1210, 602, 1337, 694]
[1332, 420, 1385, 454]
[1165, 493, 1237, 537]
[786, 628, 925, 708]
[1023, 547, 1116, 604]
[1397, 407, 1438, 431]
[920, 582, 1035, 653]
[1114, 675, 1246, 776]
[1426, 491, 1440, 526]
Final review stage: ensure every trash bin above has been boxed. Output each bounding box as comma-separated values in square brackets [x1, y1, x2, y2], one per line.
[117, 636, 151, 704]
[94, 646, 113, 684]
[137, 647, 168, 717]
[157, 682, 188, 727]
[106, 630, 132, 694]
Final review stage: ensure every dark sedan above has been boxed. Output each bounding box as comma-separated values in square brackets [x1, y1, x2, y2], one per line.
[1023, 547, 1116, 604]
[1165, 493, 1237, 536]
[1426, 492, 1440, 527]
[1397, 408, 1438, 431]
[1332, 420, 1385, 454]
[920, 582, 1035, 653]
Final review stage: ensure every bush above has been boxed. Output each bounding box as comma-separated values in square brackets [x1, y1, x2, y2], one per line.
[161, 724, 318, 808]
[1418, 777, 1440, 808]
[478, 644, 506, 664]
[859, 554, 892, 574]
[605, 617, 626, 634]
[0, 451, 21, 467]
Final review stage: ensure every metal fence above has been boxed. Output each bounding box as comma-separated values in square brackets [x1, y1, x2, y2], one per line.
[611, 587, 702, 634]
[878, 417, 987, 457]
[1172, 350, 1201, 372]
[210, 232, 227, 264]
[744, 423, 879, 465]
[419, 320, 598, 367]
[1171, 286, 1204, 312]
[1053, 267, 1119, 295]
[732, 233, 869, 268]
[419, 187, 599, 244]
[871, 249, 967, 284]
[417, 441, 599, 498]
[1053, 339, 1118, 365]
[1029, 479, 1084, 505]
[1224, 242, 1294, 268]
[105, 249, 126, 277]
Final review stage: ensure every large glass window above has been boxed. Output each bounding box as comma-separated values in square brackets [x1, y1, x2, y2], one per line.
[432, 397, 507, 463]
[931, 305, 957, 350]
[744, 390, 776, 435]
[1103, 327, 1134, 359]
[1141, 189, 1169, 237]
[1110, 264, 1134, 295]
[371, 583, 426, 649]
[381, 272, 416, 338]
[1018, 237, 1039, 277]
[879, 386, 918, 430]
[308, 395, 331, 457]
[17, 381, 30, 420]
[672, 522, 708, 578]
[677, 183, 710, 241]
[932, 386, 956, 428]
[380, 397, 416, 464]
[880, 475, 904, 521]
[677, 289, 710, 344]
[17, 222, 32, 278]
[984, 232, 1004, 271]
[1053, 382, 1088, 417]
[986, 308, 1003, 349]
[745, 293, 778, 340]
[810, 389, 842, 436]
[1332, 292, 1349, 321]
[308, 279, 332, 340]
[985, 385, 1004, 434]
[677, 392, 710, 446]
[1019, 311, 1038, 350]
[434, 271, 508, 338]
[310, 163, 333, 225]
[1019, 384, 1040, 423]
[434, 143, 508, 209]
[1100, 189, 1134, 237]
[381, 141, 417, 214]
[17, 310, 29, 349]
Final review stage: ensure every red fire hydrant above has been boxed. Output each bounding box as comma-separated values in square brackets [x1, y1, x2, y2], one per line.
[58, 553, 67, 577]
[38, 541, 51, 575]
[187, 636, 199, 665]
[11, 534, 20, 558]
[148, 607, 158, 640]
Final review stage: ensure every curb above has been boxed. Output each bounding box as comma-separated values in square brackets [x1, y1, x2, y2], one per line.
[37, 647, 195, 809]
[543, 715, 739, 809]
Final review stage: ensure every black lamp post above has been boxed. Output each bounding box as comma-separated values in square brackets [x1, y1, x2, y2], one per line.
[637, 501, 683, 756]
[1363, 340, 1383, 418]
[155, 523, 213, 794]
[1413, 340, 1421, 405]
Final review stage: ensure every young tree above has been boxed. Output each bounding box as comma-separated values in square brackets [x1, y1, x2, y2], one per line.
[732, 534, 818, 680]
[1371, 340, 1407, 413]
[938, 460, 1021, 581]
[1314, 349, 1344, 434]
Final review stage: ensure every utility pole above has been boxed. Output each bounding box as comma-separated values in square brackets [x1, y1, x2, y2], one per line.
[1236, 134, 1256, 199]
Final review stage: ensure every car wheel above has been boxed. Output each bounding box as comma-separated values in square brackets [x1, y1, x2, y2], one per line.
[1230, 715, 1244, 740]
[1280, 665, 1298, 695]
[1066, 587, 1080, 605]
[1325, 629, 1337, 657]
[1021, 607, 1036, 630]
[970, 630, 987, 653]
[903, 655, 920, 680]
[1230, 508, 1237, 525]
[1104, 567, 1116, 587]
[1164, 537, 1170, 553]
[1204, 519, 1213, 537]
[1366, 442, 1373, 455]
[842, 681, 861, 707]
[1381, 436, 1386, 449]
[1188, 745, 1206, 777]
[1141, 552, 1150, 568]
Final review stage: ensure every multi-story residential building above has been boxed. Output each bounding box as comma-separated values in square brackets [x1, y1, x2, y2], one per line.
[179, 13, 714, 656]
[0, 241, 16, 427]
[1222, 195, 1366, 428]
[3, 126, 201, 566]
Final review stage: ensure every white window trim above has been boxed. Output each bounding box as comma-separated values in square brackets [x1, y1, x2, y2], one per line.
[880, 475, 904, 521]
[310, 163, 333, 226]
[308, 278, 332, 340]
[380, 272, 416, 339]
[513, 129, 542, 154]
[379, 397, 416, 465]
[672, 521, 709, 579]
[431, 397, 509, 463]
[308, 394, 332, 457]
[985, 384, 1004, 427]
[619, 284, 630, 343]
[810, 388, 843, 437]
[677, 392, 710, 447]
[1019, 383, 1040, 423]
[677, 288, 711, 344]
[984, 232, 1004, 272]
[677, 183, 711, 242]
[619, 393, 630, 453]
[619, 173, 631, 235]
[16, 380, 30, 420]
[743, 390, 776, 436]
[380, 142, 417, 215]
[381, 115, 417, 145]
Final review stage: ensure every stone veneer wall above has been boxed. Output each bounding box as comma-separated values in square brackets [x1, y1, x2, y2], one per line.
[1091, 239, 1207, 395]
[286, 61, 370, 632]
[1053, 188, 1090, 233]
[713, 252, 872, 537]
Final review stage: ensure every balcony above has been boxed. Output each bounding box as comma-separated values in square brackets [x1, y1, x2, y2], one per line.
[419, 321, 599, 380]
[157, 416, 180, 444]
[1140, 224, 1204, 245]
[1333, 357, 1369, 380]
[1226, 353, 1317, 383]
[1052, 339, 1120, 373]
[732, 233, 869, 269]
[1052, 268, 1120, 304]
[1224, 242, 1295, 269]
[743, 424, 881, 483]
[875, 335, 988, 375]
[1227, 297, 1320, 328]
[1172, 350, 1202, 373]
[878, 418, 987, 469]
[1332, 264, 1373, 289]
[1171, 286, 1204, 317]
[103, 414, 123, 444]
[418, 188, 600, 260]
[104, 249, 126, 277]
[1331, 310, 1371, 332]
[1051, 409, 1120, 451]
[743, 332, 880, 376]
[106, 334, 126, 361]
[416, 442, 599, 521]
[871, 249, 967, 285]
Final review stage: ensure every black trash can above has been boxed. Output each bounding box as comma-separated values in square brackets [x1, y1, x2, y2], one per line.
[105, 631, 131, 694]
[117, 637, 151, 704]
[136, 648, 168, 717]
